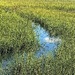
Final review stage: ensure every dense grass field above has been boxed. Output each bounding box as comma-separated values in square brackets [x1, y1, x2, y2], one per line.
[0, 0, 75, 75]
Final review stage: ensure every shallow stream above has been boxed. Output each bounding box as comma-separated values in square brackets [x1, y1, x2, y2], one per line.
[1, 22, 61, 74]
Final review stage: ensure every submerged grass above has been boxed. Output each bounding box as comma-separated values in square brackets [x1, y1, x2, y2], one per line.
[0, 0, 75, 75]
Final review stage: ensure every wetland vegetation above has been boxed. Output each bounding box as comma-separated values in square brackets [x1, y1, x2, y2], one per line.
[0, 0, 75, 75]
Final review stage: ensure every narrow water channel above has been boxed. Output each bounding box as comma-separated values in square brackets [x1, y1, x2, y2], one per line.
[0, 22, 61, 74]
[32, 22, 61, 57]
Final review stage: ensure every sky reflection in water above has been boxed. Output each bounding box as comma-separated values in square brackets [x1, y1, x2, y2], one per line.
[32, 22, 61, 57]
[1, 22, 61, 70]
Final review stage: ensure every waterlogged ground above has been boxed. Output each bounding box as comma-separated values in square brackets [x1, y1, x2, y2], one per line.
[1, 22, 61, 74]
[0, 0, 75, 75]
[32, 22, 61, 57]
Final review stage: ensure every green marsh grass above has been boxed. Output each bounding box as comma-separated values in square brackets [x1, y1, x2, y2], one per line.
[0, 9, 38, 58]
[0, 0, 75, 75]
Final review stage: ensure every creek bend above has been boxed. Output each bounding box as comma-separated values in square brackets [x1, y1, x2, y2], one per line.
[1, 22, 61, 74]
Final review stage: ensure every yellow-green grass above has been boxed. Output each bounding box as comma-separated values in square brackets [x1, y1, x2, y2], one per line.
[14, 3, 75, 64]
[0, 9, 38, 58]
[0, 0, 75, 75]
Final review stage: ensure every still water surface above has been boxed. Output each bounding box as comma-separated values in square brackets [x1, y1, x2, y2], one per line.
[1, 22, 61, 74]
[32, 22, 61, 57]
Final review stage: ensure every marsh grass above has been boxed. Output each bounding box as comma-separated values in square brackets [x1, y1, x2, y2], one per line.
[0, 0, 75, 75]
[0, 9, 38, 58]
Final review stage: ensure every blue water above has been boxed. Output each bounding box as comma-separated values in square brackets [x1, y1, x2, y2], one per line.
[1, 22, 61, 74]
[32, 22, 61, 57]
